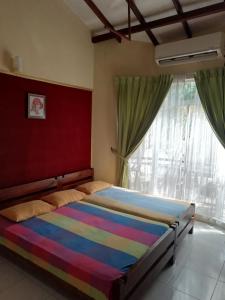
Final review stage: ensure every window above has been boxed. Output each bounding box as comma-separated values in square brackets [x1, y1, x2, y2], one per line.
[128, 77, 225, 223]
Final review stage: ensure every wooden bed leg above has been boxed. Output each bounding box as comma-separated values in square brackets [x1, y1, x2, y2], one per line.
[189, 204, 195, 235]
[172, 224, 177, 265]
[188, 226, 194, 234]
[167, 224, 177, 266]
[168, 254, 176, 266]
[112, 278, 124, 300]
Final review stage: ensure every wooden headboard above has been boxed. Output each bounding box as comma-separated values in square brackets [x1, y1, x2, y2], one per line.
[0, 168, 93, 209]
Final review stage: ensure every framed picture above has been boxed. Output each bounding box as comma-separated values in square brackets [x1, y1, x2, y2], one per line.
[28, 93, 46, 119]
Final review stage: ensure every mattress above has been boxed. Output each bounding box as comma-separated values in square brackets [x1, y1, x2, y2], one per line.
[0, 201, 169, 300]
[82, 186, 191, 225]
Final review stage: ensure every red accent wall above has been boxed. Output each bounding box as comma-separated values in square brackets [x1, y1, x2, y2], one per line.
[0, 73, 92, 188]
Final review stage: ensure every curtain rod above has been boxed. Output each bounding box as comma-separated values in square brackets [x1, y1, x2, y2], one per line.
[172, 72, 194, 79]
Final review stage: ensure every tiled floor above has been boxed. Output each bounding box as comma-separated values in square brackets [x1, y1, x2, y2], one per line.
[0, 221, 224, 300]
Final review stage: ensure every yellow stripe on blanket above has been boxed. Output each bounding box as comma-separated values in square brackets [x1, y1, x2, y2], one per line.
[82, 195, 176, 225]
[39, 212, 148, 258]
[81, 201, 169, 228]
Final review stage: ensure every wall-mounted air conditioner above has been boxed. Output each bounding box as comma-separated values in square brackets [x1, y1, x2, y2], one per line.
[155, 32, 225, 66]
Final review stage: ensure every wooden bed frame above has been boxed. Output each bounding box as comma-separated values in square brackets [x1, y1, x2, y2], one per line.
[175, 203, 195, 246]
[0, 168, 94, 209]
[0, 168, 193, 300]
[0, 225, 175, 300]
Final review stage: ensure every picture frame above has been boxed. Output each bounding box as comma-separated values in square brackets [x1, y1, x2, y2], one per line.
[28, 93, 46, 119]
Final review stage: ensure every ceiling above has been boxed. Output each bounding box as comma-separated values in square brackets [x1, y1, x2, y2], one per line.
[63, 0, 225, 44]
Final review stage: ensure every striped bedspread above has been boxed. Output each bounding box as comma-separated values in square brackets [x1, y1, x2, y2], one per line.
[82, 187, 191, 225]
[0, 201, 169, 300]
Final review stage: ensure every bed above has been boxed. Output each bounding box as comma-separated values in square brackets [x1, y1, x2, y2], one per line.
[80, 185, 195, 247]
[58, 170, 195, 248]
[0, 169, 176, 300]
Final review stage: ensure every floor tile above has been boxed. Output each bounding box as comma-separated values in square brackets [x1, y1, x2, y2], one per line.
[211, 281, 225, 300]
[173, 267, 217, 300]
[0, 274, 74, 300]
[157, 258, 186, 284]
[0, 255, 8, 265]
[130, 279, 198, 300]
[184, 250, 224, 279]
[188, 225, 225, 250]
[218, 263, 225, 282]
[0, 259, 26, 293]
[0, 279, 51, 300]
[26, 272, 85, 300]
[21, 274, 72, 300]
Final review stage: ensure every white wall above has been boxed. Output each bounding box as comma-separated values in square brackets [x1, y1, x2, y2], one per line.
[0, 0, 94, 89]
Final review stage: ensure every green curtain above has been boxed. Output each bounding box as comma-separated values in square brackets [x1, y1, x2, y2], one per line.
[114, 75, 173, 187]
[194, 68, 225, 149]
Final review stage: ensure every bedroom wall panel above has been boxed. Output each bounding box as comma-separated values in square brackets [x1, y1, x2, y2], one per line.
[0, 72, 92, 188]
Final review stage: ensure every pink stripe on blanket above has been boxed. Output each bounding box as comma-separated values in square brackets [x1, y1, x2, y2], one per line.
[4, 224, 123, 294]
[57, 206, 158, 246]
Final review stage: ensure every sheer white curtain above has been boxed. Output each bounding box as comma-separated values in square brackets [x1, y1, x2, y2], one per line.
[128, 76, 225, 224]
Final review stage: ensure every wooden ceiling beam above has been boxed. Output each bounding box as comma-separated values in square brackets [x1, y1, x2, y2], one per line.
[83, 0, 123, 42]
[172, 0, 192, 38]
[126, 0, 159, 45]
[92, 2, 225, 43]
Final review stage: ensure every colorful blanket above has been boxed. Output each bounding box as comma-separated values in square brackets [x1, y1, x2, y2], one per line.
[0, 201, 169, 300]
[82, 187, 191, 226]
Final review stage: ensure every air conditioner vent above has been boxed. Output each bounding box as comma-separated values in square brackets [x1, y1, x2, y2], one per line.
[155, 33, 225, 66]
